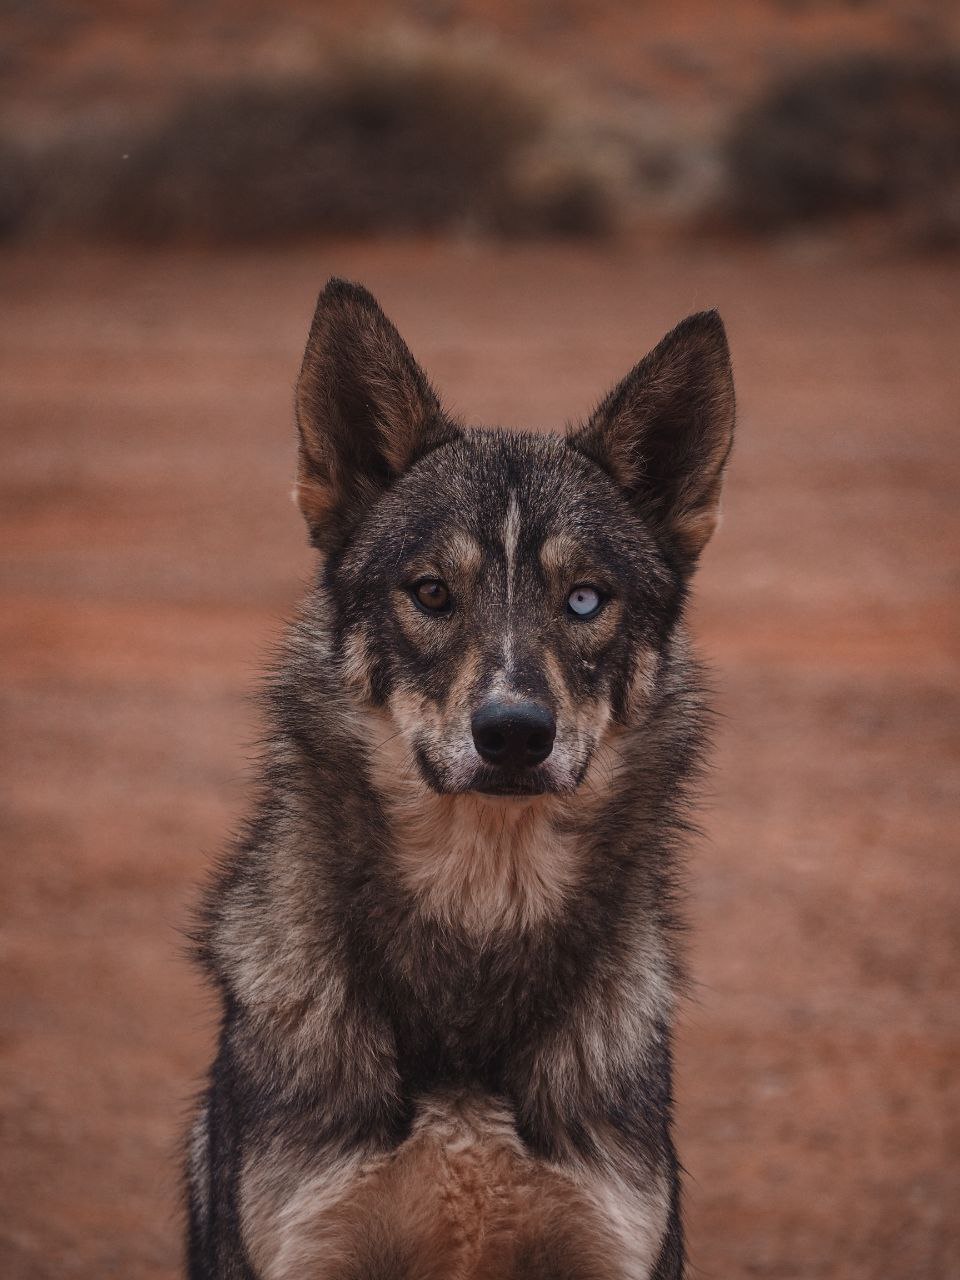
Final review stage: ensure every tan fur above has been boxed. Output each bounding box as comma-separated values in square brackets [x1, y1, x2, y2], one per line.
[539, 531, 579, 577]
[540, 647, 616, 785]
[446, 529, 484, 577]
[391, 790, 578, 933]
[571, 1144, 669, 1280]
[243, 1093, 664, 1280]
[672, 484, 722, 558]
[242, 1143, 369, 1279]
[577, 729, 631, 805]
[623, 644, 660, 722]
[339, 625, 376, 702]
[294, 467, 336, 536]
[187, 1100, 211, 1233]
[386, 653, 484, 780]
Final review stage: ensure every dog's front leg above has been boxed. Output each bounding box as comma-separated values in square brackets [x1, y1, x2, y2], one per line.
[186, 1002, 407, 1280]
[505, 1027, 683, 1279]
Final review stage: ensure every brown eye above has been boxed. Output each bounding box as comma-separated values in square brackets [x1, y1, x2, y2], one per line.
[412, 579, 450, 613]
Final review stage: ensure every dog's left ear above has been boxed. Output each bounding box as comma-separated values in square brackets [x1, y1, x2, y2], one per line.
[295, 278, 457, 547]
[568, 310, 734, 569]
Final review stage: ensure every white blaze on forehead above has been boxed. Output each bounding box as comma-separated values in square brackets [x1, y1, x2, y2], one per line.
[502, 491, 520, 671]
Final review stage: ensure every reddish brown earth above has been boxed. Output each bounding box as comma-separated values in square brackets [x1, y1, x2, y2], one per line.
[1, 240, 958, 1278]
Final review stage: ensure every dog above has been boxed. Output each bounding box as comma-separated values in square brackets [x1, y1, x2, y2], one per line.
[186, 278, 735, 1279]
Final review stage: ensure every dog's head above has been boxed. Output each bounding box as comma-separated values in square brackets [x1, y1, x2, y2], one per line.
[294, 279, 733, 800]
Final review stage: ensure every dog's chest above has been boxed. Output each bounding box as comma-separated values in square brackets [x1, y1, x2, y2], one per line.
[372, 903, 587, 1101]
[354, 798, 604, 1093]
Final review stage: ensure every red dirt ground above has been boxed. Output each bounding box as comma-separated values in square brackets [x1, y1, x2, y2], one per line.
[1, 240, 958, 1278]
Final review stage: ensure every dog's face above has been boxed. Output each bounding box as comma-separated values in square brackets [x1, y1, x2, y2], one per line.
[295, 280, 734, 799]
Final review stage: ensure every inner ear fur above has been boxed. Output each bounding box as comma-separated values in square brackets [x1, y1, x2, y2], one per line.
[295, 277, 456, 547]
[568, 310, 735, 568]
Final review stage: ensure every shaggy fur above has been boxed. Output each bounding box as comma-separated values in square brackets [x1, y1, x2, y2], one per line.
[186, 278, 735, 1279]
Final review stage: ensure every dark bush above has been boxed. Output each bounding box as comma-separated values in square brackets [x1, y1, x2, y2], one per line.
[0, 141, 31, 238]
[109, 52, 545, 240]
[724, 53, 960, 242]
[5, 39, 623, 242]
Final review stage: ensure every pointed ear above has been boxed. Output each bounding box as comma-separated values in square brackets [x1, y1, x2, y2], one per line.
[568, 310, 735, 568]
[294, 278, 456, 547]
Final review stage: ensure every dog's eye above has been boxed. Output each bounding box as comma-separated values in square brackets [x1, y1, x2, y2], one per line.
[411, 578, 451, 613]
[567, 585, 603, 619]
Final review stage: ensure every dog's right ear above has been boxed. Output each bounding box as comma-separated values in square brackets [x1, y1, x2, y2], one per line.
[295, 279, 456, 547]
[567, 310, 734, 572]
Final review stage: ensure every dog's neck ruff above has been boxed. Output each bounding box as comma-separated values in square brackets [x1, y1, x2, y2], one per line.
[390, 790, 578, 934]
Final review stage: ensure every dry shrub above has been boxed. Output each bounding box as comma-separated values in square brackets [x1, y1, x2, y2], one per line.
[724, 53, 960, 244]
[4, 36, 624, 242]
[0, 140, 32, 238]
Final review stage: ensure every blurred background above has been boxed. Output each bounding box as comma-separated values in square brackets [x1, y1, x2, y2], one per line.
[1, 2, 958, 1277]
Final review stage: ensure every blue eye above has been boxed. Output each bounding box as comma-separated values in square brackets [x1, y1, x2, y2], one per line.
[567, 585, 603, 618]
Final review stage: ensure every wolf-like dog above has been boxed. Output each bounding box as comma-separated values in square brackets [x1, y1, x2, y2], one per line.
[186, 279, 735, 1279]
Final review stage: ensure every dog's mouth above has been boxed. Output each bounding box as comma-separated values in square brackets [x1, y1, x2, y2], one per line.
[470, 768, 551, 798]
[412, 740, 591, 798]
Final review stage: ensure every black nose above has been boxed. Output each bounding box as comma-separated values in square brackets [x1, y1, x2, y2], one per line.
[471, 701, 556, 769]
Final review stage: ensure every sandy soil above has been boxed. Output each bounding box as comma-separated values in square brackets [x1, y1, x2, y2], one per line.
[1, 239, 958, 1278]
